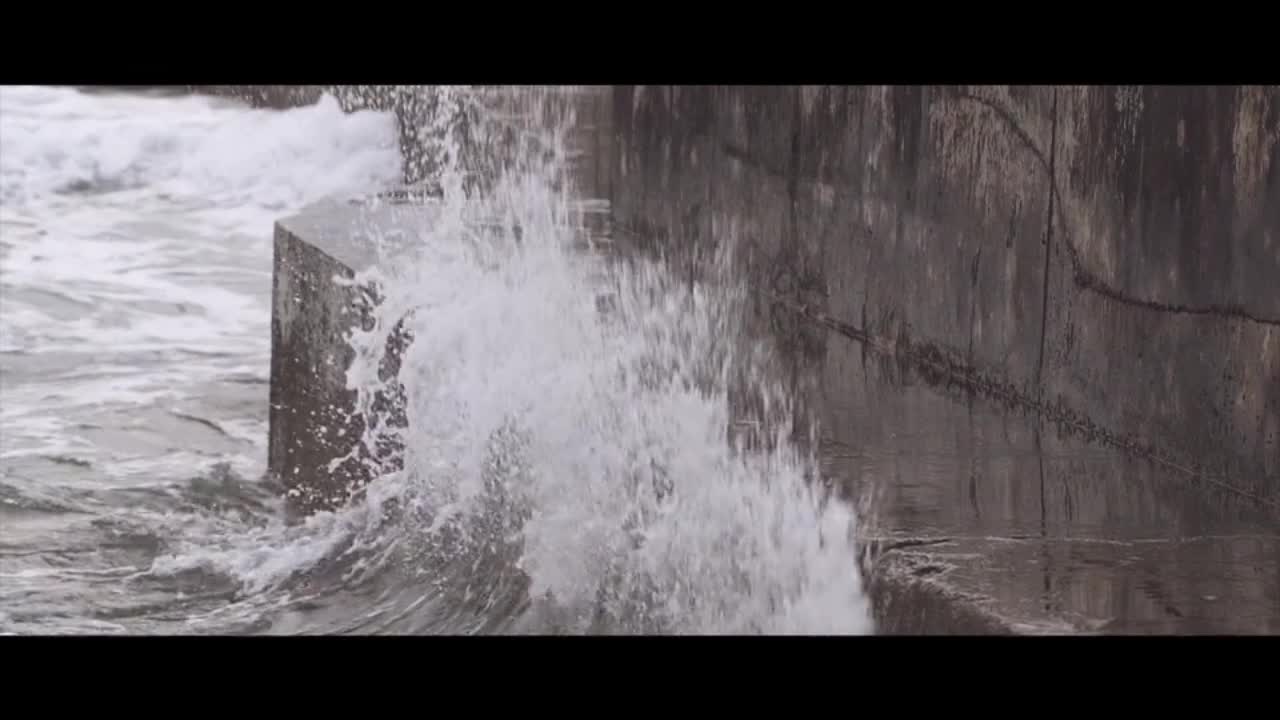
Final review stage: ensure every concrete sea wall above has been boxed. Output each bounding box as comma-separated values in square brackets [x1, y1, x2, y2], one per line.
[262, 86, 1279, 631]
[607, 85, 1280, 508]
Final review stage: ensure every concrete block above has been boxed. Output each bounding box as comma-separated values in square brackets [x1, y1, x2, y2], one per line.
[270, 196, 432, 516]
[824, 357, 1280, 635]
[267, 87, 614, 518]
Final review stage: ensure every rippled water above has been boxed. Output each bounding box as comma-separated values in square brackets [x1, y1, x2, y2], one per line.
[0, 85, 398, 633]
[0, 86, 872, 634]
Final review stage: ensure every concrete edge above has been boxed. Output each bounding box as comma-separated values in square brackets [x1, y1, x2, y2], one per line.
[863, 550, 1084, 635]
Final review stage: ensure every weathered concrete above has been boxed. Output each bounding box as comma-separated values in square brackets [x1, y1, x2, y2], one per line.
[608, 85, 1280, 508]
[605, 85, 1280, 633]
[830, 357, 1280, 635]
[270, 196, 433, 516]
[1044, 87, 1280, 496]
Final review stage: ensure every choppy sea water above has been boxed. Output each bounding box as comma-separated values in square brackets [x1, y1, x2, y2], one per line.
[0, 86, 873, 635]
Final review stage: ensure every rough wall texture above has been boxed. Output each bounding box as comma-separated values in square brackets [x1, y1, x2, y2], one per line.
[825, 351, 1280, 635]
[270, 214, 376, 516]
[270, 199, 430, 516]
[1044, 87, 1280, 497]
[609, 85, 1280, 508]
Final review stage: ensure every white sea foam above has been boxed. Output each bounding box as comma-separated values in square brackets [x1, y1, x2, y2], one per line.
[0, 85, 400, 467]
[333, 87, 873, 633]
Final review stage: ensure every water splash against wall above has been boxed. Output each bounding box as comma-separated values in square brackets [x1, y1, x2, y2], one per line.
[337, 86, 872, 634]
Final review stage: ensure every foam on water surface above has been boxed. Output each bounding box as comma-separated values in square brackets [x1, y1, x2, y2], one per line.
[1, 85, 401, 468]
[0, 86, 403, 633]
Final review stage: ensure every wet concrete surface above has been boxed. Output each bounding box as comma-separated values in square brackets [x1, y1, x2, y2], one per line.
[594, 85, 1280, 633]
[606, 85, 1280, 507]
[820, 355, 1280, 634]
[270, 196, 435, 516]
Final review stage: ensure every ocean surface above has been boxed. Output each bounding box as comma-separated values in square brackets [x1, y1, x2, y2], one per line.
[0, 85, 873, 634]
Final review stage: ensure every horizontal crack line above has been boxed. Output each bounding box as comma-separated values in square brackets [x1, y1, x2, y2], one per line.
[759, 287, 1279, 510]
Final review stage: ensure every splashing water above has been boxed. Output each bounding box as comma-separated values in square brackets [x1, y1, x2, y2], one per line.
[1, 85, 871, 634]
[333, 87, 873, 634]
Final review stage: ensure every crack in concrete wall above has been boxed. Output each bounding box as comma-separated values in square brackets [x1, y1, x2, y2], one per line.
[957, 88, 1280, 328]
[761, 288, 1278, 511]
[609, 84, 1280, 510]
[1035, 87, 1060, 394]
